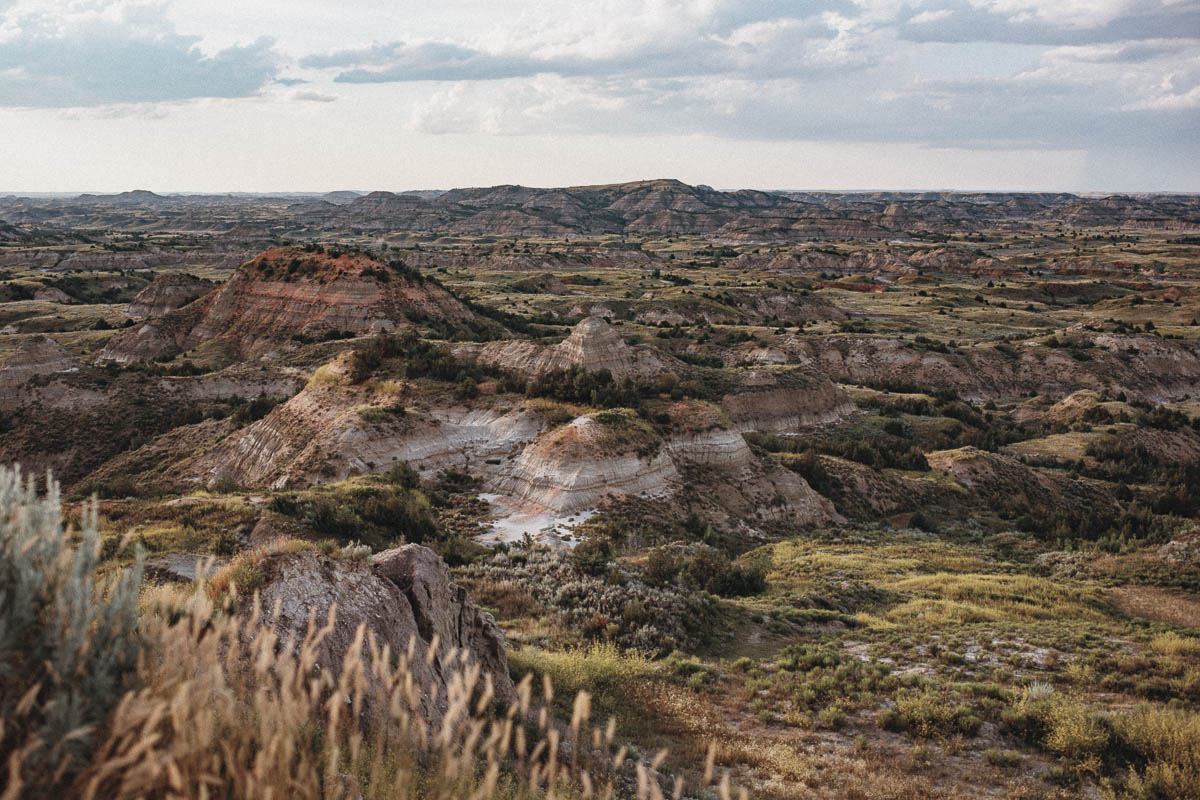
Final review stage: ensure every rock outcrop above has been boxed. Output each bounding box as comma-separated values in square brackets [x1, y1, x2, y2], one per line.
[0, 335, 77, 401]
[927, 447, 1115, 515]
[188, 357, 542, 489]
[250, 543, 513, 727]
[498, 414, 678, 513]
[32, 286, 73, 303]
[463, 316, 666, 379]
[720, 369, 854, 433]
[99, 247, 486, 364]
[126, 272, 216, 319]
[779, 329, 1200, 402]
[497, 405, 836, 526]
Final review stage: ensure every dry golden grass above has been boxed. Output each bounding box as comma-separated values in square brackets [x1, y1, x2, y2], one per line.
[886, 573, 1109, 624]
[6, 584, 747, 800]
[1149, 631, 1200, 659]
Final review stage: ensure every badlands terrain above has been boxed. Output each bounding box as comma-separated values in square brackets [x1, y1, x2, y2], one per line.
[3, 180, 1200, 799]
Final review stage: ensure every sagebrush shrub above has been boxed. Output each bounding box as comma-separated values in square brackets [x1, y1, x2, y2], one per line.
[458, 545, 719, 653]
[0, 467, 143, 796]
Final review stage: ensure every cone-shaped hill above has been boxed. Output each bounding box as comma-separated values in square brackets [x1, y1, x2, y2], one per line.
[0, 335, 77, 400]
[99, 247, 492, 364]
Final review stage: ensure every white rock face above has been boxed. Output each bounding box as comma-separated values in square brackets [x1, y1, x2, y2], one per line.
[496, 417, 679, 513]
[188, 352, 838, 536]
[491, 413, 835, 529]
[345, 407, 543, 478]
[200, 387, 543, 489]
[665, 427, 755, 469]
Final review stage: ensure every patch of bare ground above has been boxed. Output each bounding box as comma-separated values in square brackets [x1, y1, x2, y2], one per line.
[625, 677, 1063, 800]
[1107, 584, 1200, 629]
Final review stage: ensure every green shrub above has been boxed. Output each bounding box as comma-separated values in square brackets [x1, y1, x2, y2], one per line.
[572, 536, 614, 576]
[818, 704, 848, 730]
[273, 484, 437, 547]
[895, 689, 982, 739]
[385, 460, 421, 489]
[1111, 707, 1200, 800]
[678, 545, 766, 597]
[983, 748, 1022, 767]
[0, 468, 144, 795]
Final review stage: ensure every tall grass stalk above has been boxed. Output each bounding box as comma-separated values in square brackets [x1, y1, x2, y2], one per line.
[0, 466, 729, 799]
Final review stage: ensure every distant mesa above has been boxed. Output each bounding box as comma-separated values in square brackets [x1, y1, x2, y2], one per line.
[3, 180, 1197, 239]
[76, 189, 170, 206]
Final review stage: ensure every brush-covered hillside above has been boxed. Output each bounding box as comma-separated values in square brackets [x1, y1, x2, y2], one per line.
[2, 217, 1199, 800]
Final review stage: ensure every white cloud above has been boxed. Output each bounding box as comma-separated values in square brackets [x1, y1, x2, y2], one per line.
[0, 0, 278, 107]
[293, 90, 336, 102]
[971, 0, 1140, 29]
[909, 9, 954, 25]
[1126, 83, 1200, 110]
[0, 0, 1195, 190]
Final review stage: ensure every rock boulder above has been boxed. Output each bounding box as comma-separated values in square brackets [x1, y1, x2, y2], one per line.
[250, 543, 513, 726]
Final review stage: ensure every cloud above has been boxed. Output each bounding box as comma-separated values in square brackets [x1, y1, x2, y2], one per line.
[302, 11, 883, 84]
[1043, 38, 1200, 64]
[0, 1, 279, 108]
[1, 0, 1195, 166]
[900, 0, 1200, 44]
[284, 0, 1197, 155]
[909, 9, 954, 25]
[308, 42, 557, 82]
[293, 90, 336, 102]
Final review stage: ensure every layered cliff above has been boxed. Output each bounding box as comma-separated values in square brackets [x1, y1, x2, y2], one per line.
[496, 404, 835, 526]
[496, 412, 678, 513]
[188, 358, 542, 489]
[720, 369, 854, 433]
[126, 272, 216, 319]
[780, 329, 1200, 402]
[99, 247, 484, 364]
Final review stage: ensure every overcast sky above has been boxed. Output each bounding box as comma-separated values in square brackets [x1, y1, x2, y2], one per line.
[0, 0, 1197, 192]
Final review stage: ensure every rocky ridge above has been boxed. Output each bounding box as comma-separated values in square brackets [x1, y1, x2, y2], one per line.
[126, 272, 217, 319]
[460, 316, 666, 379]
[98, 247, 484, 364]
[5, 182, 1197, 240]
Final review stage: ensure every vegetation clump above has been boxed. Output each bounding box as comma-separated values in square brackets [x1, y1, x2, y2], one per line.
[459, 544, 719, 653]
[0, 469, 144, 795]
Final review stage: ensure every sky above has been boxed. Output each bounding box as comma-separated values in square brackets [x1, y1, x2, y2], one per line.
[0, 0, 1197, 193]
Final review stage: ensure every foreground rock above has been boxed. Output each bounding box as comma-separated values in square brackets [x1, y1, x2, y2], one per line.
[250, 543, 514, 727]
